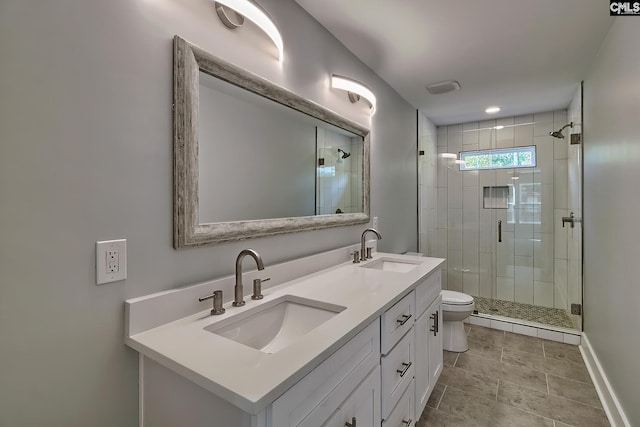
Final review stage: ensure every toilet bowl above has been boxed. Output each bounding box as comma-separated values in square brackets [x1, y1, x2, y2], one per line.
[441, 290, 475, 352]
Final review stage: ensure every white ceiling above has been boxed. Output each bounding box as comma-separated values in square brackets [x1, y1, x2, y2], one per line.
[295, 0, 613, 125]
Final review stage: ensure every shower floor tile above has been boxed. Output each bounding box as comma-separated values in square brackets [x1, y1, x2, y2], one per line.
[473, 296, 576, 329]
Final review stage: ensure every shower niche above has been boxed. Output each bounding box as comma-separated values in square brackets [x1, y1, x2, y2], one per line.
[482, 186, 510, 209]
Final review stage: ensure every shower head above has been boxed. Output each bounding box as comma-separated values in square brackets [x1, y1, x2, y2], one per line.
[338, 148, 351, 159]
[549, 122, 574, 139]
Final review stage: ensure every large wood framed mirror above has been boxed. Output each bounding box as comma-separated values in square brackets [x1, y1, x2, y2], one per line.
[173, 36, 370, 248]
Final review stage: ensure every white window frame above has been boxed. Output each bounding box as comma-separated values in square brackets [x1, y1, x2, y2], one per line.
[458, 145, 537, 171]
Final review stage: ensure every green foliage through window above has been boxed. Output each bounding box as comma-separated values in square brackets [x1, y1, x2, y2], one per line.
[459, 146, 536, 171]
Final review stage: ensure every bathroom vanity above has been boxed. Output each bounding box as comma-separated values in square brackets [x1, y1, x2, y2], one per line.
[125, 245, 443, 426]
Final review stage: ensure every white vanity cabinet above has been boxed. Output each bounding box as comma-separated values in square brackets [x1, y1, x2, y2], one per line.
[127, 249, 444, 427]
[379, 269, 442, 426]
[141, 319, 380, 427]
[380, 292, 415, 419]
[414, 270, 443, 421]
[271, 320, 380, 427]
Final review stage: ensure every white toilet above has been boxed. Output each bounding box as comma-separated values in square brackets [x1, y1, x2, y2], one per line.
[441, 290, 475, 352]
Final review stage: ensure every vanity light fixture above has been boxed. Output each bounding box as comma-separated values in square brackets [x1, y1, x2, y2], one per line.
[439, 153, 457, 159]
[485, 106, 501, 114]
[331, 74, 377, 116]
[214, 0, 284, 62]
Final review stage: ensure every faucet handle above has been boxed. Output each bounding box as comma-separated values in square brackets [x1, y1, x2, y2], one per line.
[199, 290, 226, 315]
[351, 250, 360, 263]
[251, 277, 270, 300]
[366, 247, 373, 259]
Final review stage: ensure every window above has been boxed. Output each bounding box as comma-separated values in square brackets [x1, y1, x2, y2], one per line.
[459, 146, 536, 171]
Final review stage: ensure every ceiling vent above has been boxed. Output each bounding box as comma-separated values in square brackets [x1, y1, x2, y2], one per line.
[426, 80, 461, 95]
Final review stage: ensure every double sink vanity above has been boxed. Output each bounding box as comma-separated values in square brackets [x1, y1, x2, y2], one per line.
[125, 244, 444, 427]
[151, 35, 446, 427]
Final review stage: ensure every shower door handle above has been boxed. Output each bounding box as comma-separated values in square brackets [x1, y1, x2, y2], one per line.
[498, 220, 502, 243]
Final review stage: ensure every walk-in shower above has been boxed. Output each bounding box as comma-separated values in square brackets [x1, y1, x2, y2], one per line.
[418, 104, 583, 334]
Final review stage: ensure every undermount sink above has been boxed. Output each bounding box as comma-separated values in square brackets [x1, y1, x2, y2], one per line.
[360, 257, 421, 273]
[204, 295, 346, 354]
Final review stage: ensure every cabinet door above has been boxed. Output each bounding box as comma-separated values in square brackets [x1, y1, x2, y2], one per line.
[414, 309, 430, 419]
[300, 365, 380, 427]
[426, 296, 443, 390]
[414, 295, 443, 421]
[272, 320, 380, 427]
[338, 365, 381, 427]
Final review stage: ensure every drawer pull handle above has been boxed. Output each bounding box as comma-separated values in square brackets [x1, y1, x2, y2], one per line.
[401, 419, 413, 427]
[345, 416, 356, 427]
[430, 310, 439, 336]
[396, 361, 412, 377]
[396, 313, 412, 325]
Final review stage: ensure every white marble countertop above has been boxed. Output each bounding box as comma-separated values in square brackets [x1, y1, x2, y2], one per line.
[125, 252, 444, 415]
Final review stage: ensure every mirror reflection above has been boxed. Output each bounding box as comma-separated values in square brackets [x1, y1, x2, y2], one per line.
[315, 127, 363, 215]
[198, 72, 364, 223]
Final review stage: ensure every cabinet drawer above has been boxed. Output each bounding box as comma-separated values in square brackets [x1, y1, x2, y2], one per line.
[382, 379, 415, 427]
[415, 269, 441, 317]
[381, 327, 414, 419]
[300, 365, 381, 427]
[381, 291, 415, 355]
[271, 319, 380, 427]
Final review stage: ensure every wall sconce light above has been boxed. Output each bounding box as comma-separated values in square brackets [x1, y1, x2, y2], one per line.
[214, 1, 284, 62]
[331, 74, 377, 116]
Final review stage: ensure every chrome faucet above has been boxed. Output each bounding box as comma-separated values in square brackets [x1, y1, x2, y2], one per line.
[360, 228, 382, 261]
[233, 249, 265, 307]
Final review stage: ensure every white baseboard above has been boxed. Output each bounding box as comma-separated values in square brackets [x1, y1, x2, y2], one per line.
[580, 333, 631, 427]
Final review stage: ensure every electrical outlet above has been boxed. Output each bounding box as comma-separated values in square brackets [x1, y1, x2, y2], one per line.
[372, 216, 379, 229]
[96, 239, 127, 285]
[106, 250, 119, 273]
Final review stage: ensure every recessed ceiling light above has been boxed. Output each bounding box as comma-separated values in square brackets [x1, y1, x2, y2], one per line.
[485, 106, 501, 114]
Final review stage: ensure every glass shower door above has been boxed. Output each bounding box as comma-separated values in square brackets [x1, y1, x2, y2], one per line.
[427, 113, 582, 332]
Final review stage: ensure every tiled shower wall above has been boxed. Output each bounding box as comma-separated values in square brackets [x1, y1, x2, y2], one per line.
[434, 111, 576, 316]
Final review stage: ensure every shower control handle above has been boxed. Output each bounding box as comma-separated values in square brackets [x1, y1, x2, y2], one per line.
[562, 211, 581, 228]
[498, 220, 502, 243]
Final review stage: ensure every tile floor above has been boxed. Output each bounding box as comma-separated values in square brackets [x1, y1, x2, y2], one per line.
[473, 296, 576, 329]
[417, 324, 610, 427]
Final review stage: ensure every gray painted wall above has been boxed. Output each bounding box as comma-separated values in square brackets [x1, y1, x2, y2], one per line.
[583, 18, 640, 425]
[0, 0, 417, 425]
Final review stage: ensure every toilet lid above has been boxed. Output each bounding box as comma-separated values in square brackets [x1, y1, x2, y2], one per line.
[441, 290, 474, 305]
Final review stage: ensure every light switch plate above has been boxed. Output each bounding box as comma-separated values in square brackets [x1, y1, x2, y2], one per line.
[96, 239, 127, 285]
